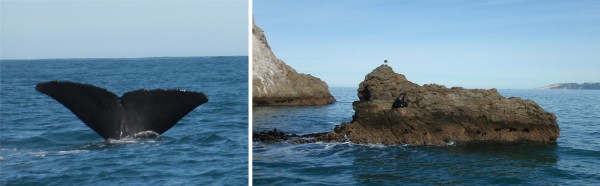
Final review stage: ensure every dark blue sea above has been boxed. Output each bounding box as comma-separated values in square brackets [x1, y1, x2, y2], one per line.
[1, 57, 248, 185]
[253, 87, 600, 185]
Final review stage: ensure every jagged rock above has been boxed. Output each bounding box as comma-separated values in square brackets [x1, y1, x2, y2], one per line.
[252, 129, 339, 144]
[323, 65, 560, 145]
[252, 129, 290, 142]
[252, 21, 336, 106]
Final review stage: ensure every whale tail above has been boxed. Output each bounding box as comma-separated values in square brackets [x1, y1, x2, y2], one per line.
[36, 81, 208, 140]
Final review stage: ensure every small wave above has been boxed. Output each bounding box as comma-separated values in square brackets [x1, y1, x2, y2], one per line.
[311, 141, 356, 149]
[365, 144, 387, 148]
[107, 131, 161, 144]
[341, 141, 353, 145]
[324, 143, 337, 150]
[56, 150, 89, 155]
[200, 134, 227, 143]
[107, 138, 140, 144]
[29, 150, 90, 157]
[107, 137, 161, 144]
[310, 141, 389, 149]
[132, 131, 160, 138]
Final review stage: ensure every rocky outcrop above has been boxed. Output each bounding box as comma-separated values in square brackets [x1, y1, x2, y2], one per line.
[539, 83, 600, 90]
[298, 65, 559, 145]
[252, 21, 335, 106]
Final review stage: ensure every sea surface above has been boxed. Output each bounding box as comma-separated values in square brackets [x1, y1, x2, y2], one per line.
[1, 57, 248, 185]
[253, 87, 600, 185]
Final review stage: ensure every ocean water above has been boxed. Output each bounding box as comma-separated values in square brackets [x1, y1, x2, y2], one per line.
[1, 57, 248, 185]
[253, 87, 600, 185]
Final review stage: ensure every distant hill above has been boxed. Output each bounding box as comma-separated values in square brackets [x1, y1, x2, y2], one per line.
[539, 83, 600, 90]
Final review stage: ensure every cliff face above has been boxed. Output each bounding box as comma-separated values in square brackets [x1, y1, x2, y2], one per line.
[539, 83, 600, 90]
[252, 21, 335, 106]
[327, 65, 560, 145]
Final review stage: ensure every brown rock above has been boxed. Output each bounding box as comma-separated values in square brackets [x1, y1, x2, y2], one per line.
[325, 65, 560, 145]
[252, 20, 336, 106]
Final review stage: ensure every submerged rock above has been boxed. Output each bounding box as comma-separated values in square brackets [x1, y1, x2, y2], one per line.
[252, 129, 342, 144]
[252, 129, 290, 142]
[318, 65, 559, 145]
[252, 20, 336, 106]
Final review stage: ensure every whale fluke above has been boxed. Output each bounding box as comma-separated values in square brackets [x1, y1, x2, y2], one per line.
[36, 81, 208, 140]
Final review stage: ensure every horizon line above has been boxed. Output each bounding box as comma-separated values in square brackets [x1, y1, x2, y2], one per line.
[0, 55, 249, 61]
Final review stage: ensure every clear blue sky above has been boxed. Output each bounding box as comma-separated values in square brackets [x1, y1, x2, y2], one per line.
[1, 0, 248, 59]
[254, 0, 600, 89]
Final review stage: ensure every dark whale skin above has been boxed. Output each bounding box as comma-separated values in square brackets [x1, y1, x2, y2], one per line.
[36, 81, 208, 140]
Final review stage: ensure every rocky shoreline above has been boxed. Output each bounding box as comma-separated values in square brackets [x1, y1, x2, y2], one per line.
[539, 82, 600, 90]
[254, 65, 560, 146]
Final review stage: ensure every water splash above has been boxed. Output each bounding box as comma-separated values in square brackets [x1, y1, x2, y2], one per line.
[132, 131, 160, 139]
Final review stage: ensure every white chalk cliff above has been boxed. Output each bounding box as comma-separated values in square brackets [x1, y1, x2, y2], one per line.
[252, 21, 335, 106]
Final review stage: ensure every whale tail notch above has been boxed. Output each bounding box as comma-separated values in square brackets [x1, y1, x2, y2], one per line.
[36, 81, 208, 140]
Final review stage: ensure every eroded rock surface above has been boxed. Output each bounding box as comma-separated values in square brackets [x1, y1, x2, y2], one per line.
[327, 65, 560, 145]
[252, 21, 335, 106]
